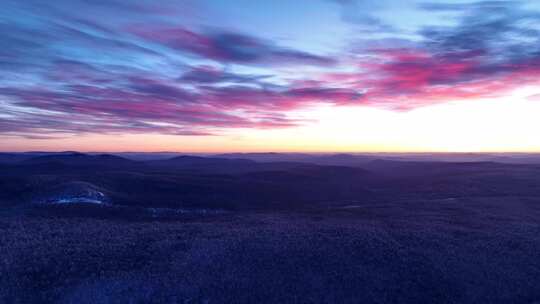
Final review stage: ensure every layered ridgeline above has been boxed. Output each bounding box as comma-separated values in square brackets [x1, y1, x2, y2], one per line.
[1, 152, 540, 212]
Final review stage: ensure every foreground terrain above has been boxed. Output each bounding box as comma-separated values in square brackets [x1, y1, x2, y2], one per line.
[1, 152, 540, 303]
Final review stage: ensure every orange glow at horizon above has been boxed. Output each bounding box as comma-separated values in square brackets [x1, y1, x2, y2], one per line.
[2, 88, 540, 153]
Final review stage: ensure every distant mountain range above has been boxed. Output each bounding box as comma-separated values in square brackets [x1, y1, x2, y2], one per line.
[3, 151, 540, 166]
[1, 151, 540, 212]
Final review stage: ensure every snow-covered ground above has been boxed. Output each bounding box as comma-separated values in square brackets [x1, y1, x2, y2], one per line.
[36, 181, 109, 205]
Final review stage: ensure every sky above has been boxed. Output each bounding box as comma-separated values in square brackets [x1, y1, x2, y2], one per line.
[1, 0, 540, 152]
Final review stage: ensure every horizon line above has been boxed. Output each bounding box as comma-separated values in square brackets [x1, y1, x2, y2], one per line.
[3, 150, 540, 155]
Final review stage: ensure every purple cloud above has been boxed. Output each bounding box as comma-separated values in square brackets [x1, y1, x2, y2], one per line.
[132, 27, 337, 67]
[1, 0, 540, 141]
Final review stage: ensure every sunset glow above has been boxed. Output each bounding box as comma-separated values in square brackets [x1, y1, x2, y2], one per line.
[2, 0, 540, 152]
